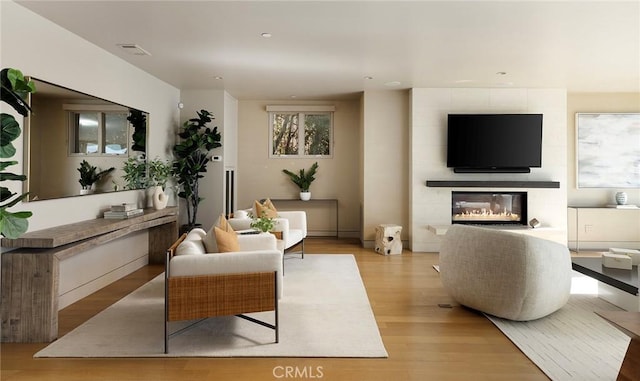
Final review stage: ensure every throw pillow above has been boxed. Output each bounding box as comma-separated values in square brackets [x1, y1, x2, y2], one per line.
[203, 214, 236, 252]
[254, 198, 278, 219]
[214, 226, 240, 252]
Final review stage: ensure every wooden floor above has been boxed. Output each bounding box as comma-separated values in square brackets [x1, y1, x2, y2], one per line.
[1, 238, 551, 381]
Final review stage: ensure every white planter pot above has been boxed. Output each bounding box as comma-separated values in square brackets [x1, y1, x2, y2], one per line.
[300, 191, 311, 201]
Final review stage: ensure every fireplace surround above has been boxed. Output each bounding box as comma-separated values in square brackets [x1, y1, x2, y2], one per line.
[451, 191, 527, 225]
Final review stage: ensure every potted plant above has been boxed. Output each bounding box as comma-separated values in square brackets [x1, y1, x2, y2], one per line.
[282, 162, 319, 201]
[250, 212, 276, 233]
[0, 68, 35, 238]
[122, 156, 147, 190]
[77, 160, 115, 194]
[172, 109, 222, 231]
[147, 157, 172, 210]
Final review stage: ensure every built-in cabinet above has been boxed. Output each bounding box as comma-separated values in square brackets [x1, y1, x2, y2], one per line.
[568, 207, 640, 251]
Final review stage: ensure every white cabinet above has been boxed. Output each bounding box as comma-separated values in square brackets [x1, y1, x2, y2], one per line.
[568, 207, 640, 250]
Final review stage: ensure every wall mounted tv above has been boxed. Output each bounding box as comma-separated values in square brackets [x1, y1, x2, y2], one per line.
[447, 114, 543, 173]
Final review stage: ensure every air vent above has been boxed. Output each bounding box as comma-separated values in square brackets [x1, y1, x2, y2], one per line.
[117, 44, 151, 56]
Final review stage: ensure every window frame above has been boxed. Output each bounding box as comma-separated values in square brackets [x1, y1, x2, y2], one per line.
[65, 104, 131, 157]
[267, 105, 335, 159]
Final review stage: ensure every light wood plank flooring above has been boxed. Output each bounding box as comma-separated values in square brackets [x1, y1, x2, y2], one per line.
[1, 238, 550, 381]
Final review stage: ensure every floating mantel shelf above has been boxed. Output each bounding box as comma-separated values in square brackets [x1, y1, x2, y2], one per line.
[426, 180, 560, 188]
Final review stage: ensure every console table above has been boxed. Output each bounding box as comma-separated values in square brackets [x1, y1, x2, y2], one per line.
[270, 199, 339, 237]
[1, 207, 178, 342]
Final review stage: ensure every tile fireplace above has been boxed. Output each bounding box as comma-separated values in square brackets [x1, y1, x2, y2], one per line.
[451, 191, 527, 225]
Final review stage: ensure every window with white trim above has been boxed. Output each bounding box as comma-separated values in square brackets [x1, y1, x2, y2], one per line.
[267, 105, 334, 158]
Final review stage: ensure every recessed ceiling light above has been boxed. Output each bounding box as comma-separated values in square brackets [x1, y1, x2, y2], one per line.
[290, 95, 297, 99]
[384, 81, 401, 87]
[261, 32, 272, 38]
[454, 79, 476, 84]
[496, 71, 507, 76]
[214, 76, 223, 80]
[364, 76, 373, 80]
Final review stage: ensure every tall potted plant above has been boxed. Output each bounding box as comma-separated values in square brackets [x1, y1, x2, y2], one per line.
[172, 109, 221, 230]
[0, 68, 35, 238]
[282, 162, 318, 201]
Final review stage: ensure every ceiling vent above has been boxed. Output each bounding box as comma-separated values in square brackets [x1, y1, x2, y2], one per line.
[117, 44, 151, 56]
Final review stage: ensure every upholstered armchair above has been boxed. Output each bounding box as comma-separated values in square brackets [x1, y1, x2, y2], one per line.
[164, 228, 283, 353]
[229, 211, 308, 257]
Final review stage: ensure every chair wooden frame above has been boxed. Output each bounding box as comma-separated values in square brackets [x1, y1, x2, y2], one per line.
[164, 233, 279, 354]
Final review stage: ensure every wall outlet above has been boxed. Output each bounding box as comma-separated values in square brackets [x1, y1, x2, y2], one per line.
[584, 224, 593, 233]
[211, 156, 222, 162]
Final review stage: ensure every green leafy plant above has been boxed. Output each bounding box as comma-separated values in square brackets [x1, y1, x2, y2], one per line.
[122, 156, 147, 190]
[282, 162, 319, 192]
[127, 109, 147, 153]
[0, 68, 35, 238]
[77, 160, 115, 190]
[147, 157, 172, 188]
[250, 212, 276, 233]
[172, 109, 222, 230]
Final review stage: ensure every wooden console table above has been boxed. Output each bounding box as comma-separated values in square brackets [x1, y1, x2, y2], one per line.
[1, 207, 178, 342]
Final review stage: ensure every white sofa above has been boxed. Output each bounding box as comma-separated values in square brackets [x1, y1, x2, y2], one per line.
[439, 224, 572, 321]
[229, 211, 307, 256]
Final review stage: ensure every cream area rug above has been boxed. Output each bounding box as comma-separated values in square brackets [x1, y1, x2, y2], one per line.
[486, 284, 630, 380]
[36, 254, 388, 358]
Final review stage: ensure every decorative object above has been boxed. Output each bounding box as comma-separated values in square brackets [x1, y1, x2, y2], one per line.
[0, 68, 35, 238]
[602, 252, 633, 270]
[282, 162, 318, 201]
[172, 110, 222, 231]
[24, 78, 149, 201]
[374, 224, 402, 255]
[147, 157, 172, 209]
[616, 191, 628, 205]
[77, 160, 115, 195]
[34, 255, 388, 358]
[576, 113, 640, 188]
[152, 186, 168, 210]
[529, 218, 540, 228]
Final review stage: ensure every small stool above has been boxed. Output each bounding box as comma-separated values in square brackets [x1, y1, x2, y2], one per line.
[375, 224, 402, 255]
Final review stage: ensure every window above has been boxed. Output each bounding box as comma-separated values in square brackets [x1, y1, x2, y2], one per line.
[67, 107, 130, 156]
[268, 105, 335, 158]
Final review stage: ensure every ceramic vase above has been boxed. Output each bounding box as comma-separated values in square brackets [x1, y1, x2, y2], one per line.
[615, 191, 628, 205]
[300, 191, 311, 201]
[152, 186, 169, 210]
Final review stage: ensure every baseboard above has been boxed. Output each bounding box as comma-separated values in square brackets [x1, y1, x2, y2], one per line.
[58, 255, 148, 310]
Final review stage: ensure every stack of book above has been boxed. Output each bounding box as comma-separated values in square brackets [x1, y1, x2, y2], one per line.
[104, 203, 144, 219]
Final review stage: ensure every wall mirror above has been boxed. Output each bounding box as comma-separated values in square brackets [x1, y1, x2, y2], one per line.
[23, 78, 148, 201]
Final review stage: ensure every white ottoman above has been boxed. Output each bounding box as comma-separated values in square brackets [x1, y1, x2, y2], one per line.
[375, 224, 402, 255]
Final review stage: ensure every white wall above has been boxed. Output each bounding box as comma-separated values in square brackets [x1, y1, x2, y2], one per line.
[1, 1, 180, 307]
[361, 90, 410, 246]
[236, 99, 361, 237]
[410, 88, 568, 252]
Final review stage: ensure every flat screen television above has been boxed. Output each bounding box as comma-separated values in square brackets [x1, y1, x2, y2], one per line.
[447, 114, 543, 173]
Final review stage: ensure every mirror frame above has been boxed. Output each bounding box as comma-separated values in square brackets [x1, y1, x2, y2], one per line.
[23, 77, 149, 201]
